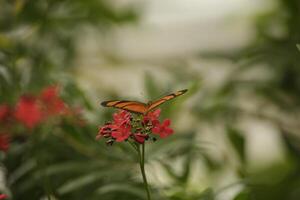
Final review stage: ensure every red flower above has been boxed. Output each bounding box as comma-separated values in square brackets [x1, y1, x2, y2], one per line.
[113, 110, 131, 126]
[152, 119, 173, 138]
[0, 134, 10, 152]
[15, 95, 43, 128]
[40, 86, 66, 116]
[0, 104, 10, 122]
[146, 109, 161, 121]
[134, 133, 149, 144]
[0, 194, 7, 200]
[143, 109, 160, 125]
[96, 123, 117, 140]
[111, 124, 131, 142]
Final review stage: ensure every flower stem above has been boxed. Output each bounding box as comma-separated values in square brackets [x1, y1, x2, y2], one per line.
[138, 143, 151, 200]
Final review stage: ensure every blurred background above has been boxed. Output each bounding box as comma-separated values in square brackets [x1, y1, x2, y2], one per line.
[1, 0, 300, 199]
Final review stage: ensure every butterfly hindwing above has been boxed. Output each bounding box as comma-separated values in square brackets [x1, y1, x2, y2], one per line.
[121, 102, 148, 114]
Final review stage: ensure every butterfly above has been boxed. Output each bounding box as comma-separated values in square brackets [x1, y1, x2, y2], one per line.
[101, 89, 188, 115]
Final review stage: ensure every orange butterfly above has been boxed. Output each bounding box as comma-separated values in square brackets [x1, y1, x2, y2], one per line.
[101, 89, 188, 115]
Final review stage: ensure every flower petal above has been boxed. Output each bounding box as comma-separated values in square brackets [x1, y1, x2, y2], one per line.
[134, 133, 148, 144]
[163, 119, 171, 126]
[15, 95, 43, 128]
[111, 125, 131, 142]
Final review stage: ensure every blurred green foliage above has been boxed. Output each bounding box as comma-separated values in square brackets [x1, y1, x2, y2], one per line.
[0, 0, 137, 101]
[198, 0, 300, 199]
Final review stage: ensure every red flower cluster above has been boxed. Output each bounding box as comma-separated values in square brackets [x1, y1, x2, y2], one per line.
[152, 119, 173, 138]
[96, 109, 173, 145]
[14, 96, 43, 129]
[0, 134, 10, 152]
[96, 111, 131, 143]
[14, 85, 67, 128]
[0, 194, 7, 200]
[40, 86, 66, 116]
[0, 85, 81, 152]
[1, 85, 69, 130]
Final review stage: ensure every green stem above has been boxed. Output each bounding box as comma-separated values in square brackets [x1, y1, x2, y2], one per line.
[137, 143, 151, 200]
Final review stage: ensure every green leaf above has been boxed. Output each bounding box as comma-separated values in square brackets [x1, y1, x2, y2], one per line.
[198, 188, 214, 200]
[9, 159, 36, 184]
[233, 190, 250, 200]
[160, 162, 180, 180]
[226, 126, 245, 163]
[96, 184, 146, 199]
[0, 65, 11, 84]
[179, 153, 192, 183]
[58, 171, 108, 194]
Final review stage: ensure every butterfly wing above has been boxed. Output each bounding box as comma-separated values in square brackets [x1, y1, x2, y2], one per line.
[147, 89, 188, 112]
[101, 100, 148, 114]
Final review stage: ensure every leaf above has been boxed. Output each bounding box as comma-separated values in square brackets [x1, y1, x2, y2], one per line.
[280, 130, 300, 160]
[198, 188, 214, 200]
[9, 159, 36, 185]
[179, 153, 192, 183]
[96, 184, 146, 199]
[147, 132, 197, 160]
[42, 161, 100, 177]
[233, 190, 250, 200]
[226, 126, 245, 163]
[160, 162, 180, 180]
[0, 65, 11, 84]
[201, 153, 222, 171]
[58, 171, 108, 194]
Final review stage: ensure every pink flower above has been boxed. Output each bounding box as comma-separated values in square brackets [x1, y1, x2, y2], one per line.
[96, 123, 117, 140]
[146, 109, 161, 121]
[96, 109, 174, 144]
[15, 96, 43, 128]
[0, 134, 10, 152]
[134, 133, 149, 144]
[111, 125, 131, 142]
[0, 194, 7, 200]
[143, 109, 160, 125]
[113, 110, 131, 126]
[152, 119, 174, 138]
[40, 86, 66, 116]
[0, 104, 10, 122]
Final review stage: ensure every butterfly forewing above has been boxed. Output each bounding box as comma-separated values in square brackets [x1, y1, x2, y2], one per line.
[101, 100, 147, 114]
[101, 89, 188, 115]
[101, 100, 122, 107]
[147, 89, 188, 112]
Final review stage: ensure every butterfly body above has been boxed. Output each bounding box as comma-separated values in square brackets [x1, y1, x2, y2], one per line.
[101, 89, 188, 115]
